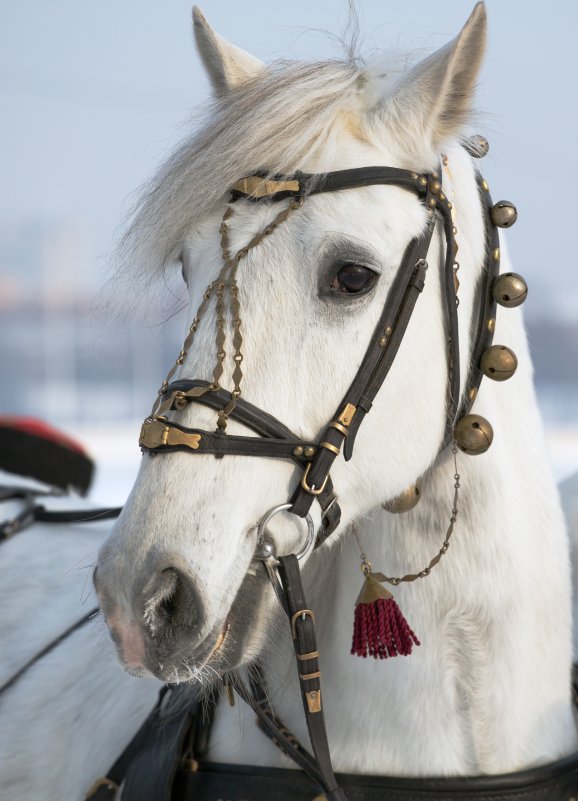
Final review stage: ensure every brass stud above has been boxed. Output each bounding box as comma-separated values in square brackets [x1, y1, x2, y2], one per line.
[492, 272, 528, 308]
[419, 176, 428, 186]
[480, 345, 518, 381]
[293, 445, 304, 457]
[430, 180, 442, 194]
[382, 483, 421, 513]
[464, 134, 490, 158]
[447, 201, 453, 210]
[304, 446, 316, 458]
[493, 248, 501, 262]
[427, 197, 437, 208]
[482, 179, 489, 192]
[490, 200, 518, 228]
[439, 191, 446, 201]
[410, 172, 418, 180]
[487, 318, 495, 333]
[454, 414, 494, 455]
[468, 387, 478, 402]
[384, 326, 393, 336]
[379, 336, 387, 347]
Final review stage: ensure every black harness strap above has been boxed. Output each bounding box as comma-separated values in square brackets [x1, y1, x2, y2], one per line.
[147, 379, 341, 535]
[289, 229, 433, 524]
[0, 607, 99, 696]
[231, 166, 430, 202]
[277, 554, 348, 800]
[0, 489, 121, 696]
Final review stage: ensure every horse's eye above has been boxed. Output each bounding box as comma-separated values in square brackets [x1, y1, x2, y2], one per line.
[330, 263, 378, 295]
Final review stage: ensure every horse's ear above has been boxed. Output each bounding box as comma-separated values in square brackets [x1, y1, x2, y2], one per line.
[378, 2, 487, 152]
[192, 6, 265, 94]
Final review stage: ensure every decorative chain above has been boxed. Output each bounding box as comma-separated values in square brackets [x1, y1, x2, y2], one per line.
[354, 444, 461, 585]
[151, 196, 304, 425]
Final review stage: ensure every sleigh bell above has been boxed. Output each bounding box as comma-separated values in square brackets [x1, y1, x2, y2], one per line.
[464, 134, 489, 158]
[492, 273, 528, 308]
[382, 483, 421, 513]
[480, 345, 518, 382]
[490, 201, 517, 228]
[454, 414, 493, 455]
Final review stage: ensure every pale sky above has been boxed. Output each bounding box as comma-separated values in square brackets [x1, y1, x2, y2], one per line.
[1, 0, 578, 318]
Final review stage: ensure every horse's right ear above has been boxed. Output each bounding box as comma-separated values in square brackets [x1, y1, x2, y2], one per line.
[192, 6, 265, 95]
[372, 2, 487, 156]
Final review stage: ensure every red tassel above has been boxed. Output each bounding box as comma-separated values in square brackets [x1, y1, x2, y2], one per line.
[351, 575, 420, 659]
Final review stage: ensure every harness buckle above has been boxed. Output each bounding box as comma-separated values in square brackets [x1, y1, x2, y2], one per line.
[300, 463, 329, 496]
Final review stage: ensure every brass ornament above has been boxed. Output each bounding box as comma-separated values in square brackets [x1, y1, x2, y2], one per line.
[355, 574, 393, 606]
[464, 134, 489, 158]
[492, 272, 528, 308]
[382, 483, 421, 513]
[490, 201, 518, 228]
[480, 345, 518, 381]
[454, 414, 493, 455]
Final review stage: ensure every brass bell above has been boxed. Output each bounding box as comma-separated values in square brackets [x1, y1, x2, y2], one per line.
[454, 414, 493, 455]
[464, 135, 489, 158]
[480, 345, 518, 381]
[382, 483, 421, 513]
[491, 272, 528, 308]
[490, 201, 518, 228]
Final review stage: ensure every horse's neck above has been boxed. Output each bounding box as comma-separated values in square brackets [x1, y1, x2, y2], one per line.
[209, 305, 578, 774]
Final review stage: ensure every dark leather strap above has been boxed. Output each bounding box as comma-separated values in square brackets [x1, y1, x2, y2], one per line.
[0, 607, 99, 697]
[140, 417, 319, 461]
[277, 555, 348, 801]
[34, 506, 122, 524]
[176, 755, 578, 800]
[289, 228, 433, 523]
[86, 687, 174, 800]
[121, 685, 200, 801]
[457, 173, 501, 420]
[231, 166, 429, 203]
[152, 379, 342, 537]
[0, 486, 121, 542]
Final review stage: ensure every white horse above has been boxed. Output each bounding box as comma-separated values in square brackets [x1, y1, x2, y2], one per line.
[95, 0, 578, 777]
[2, 3, 578, 799]
[0, 477, 161, 799]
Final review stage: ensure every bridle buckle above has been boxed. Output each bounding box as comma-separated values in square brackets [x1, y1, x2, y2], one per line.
[300, 463, 329, 496]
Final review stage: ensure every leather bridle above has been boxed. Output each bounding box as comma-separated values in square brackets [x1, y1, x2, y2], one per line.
[127, 160, 504, 800]
[138, 164, 500, 541]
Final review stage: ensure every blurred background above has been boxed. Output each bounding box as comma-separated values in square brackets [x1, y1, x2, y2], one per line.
[1, 0, 577, 505]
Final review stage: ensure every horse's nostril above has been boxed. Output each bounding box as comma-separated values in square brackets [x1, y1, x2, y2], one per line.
[142, 567, 204, 636]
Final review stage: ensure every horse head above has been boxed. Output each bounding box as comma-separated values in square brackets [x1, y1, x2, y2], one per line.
[95, 4, 489, 682]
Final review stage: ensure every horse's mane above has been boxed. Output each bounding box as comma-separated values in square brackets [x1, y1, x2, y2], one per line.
[114, 59, 365, 285]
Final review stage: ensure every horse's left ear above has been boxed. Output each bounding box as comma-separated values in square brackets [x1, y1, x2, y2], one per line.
[192, 6, 265, 95]
[376, 2, 487, 152]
